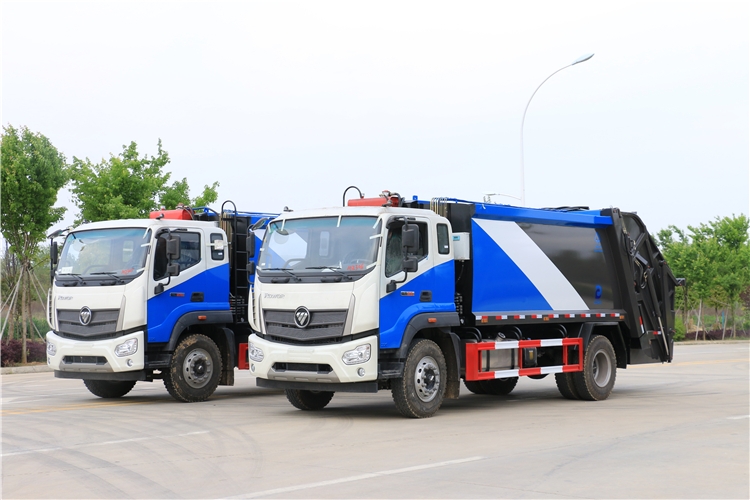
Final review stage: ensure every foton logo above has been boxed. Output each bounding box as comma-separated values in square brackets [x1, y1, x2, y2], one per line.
[294, 306, 311, 329]
[79, 307, 92, 326]
[57, 296, 73, 300]
[264, 293, 285, 299]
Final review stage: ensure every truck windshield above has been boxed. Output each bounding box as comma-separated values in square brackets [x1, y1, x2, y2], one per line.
[57, 228, 152, 281]
[258, 216, 381, 276]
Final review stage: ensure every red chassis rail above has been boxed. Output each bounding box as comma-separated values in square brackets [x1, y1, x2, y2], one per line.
[465, 338, 584, 381]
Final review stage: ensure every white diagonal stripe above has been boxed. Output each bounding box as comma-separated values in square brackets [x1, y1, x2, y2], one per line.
[474, 219, 588, 311]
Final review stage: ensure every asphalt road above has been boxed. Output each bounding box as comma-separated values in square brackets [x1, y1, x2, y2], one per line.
[2, 343, 748, 499]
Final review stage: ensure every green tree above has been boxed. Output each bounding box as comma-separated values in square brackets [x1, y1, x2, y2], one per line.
[70, 141, 171, 222]
[658, 215, 750, 340]
[706, 215, 750, 338]
[159, 179, 220, 211]
[70, 140, 220, 223]
[1, 125, 68, 362]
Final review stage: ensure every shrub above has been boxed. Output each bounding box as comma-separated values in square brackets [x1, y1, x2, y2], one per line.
[673, 316, 686, 341]
[1, 339, 48, 366]
[27, 341, 47, 362]
[1, 340, 23, 367]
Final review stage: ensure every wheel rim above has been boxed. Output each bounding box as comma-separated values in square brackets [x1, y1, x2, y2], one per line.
[591, 349, 612, 387]
[183, 348, 213, 389]
[414, 355, 440, 402]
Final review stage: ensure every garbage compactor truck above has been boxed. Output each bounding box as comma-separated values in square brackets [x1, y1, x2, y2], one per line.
[46, 202, 277, 402]
[247, 190, 683, 418]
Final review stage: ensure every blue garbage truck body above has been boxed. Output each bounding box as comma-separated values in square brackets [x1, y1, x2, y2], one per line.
[46, 203, 277, 402]
[249, 192, 681, 417]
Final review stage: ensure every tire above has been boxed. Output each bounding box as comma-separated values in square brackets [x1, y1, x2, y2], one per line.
[163, 334, 222, 402]
[285, 390, 335, 411]
[572, 335, 617, 401]
[555, 372, 581, 400]
[463, 380, 487, 395]
[480, 377, 518, 395]
[83, 380, 136, 398]
[392, 339, 447, 418]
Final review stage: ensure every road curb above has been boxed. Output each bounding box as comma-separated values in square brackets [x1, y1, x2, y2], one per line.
[678, 339, 750, 345]
[1, 364, 53, 375]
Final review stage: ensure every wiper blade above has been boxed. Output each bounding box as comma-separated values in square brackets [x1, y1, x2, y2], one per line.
[58, 273, 85, 283]
[305, 266, 352, 281]
[263, 267, 301, 281]
[90, 271, 126, 284]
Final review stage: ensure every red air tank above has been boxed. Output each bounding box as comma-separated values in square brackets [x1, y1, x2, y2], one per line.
[150, 206, 195, 220]
[347, 191, 401, 207]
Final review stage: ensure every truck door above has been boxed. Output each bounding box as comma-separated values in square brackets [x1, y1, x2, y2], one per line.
[378, 218, 455, 349]
[147, 229, 213, 343]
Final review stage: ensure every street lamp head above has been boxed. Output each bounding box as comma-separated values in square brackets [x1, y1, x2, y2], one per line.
[572, 53, 594, 65]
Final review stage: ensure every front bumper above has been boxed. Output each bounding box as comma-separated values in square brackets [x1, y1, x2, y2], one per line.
[46, 330, 145, 373]
[248, 334, 378, 384]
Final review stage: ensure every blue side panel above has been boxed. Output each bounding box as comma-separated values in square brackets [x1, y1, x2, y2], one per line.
[379, 260, 456, 349]
[413, 198, 613, 228]
[147, 264, 230, 343]
[471, 221, 551, 312]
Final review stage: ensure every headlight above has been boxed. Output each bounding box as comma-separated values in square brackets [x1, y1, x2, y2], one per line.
[114, 338, 138, 357]
[248, 342, 264, 362]
[342, 344, 371, 365]
[46, 342, 57, 356]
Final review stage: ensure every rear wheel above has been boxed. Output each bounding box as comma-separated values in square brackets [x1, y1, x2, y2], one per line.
[480, 377, 518, 395]
[573, 335, 617, 401]
[83, 380, 136, 398]
[555, 372, 581, 400]
[285, 390, 335, 411]
[163, 334, 222, 402]
[463, 380, 487, 395]
[392, 339, 446, 418]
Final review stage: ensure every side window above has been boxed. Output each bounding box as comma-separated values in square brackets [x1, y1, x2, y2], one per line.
[153, 232, 201, 280]
[176, 232, 201, 271]
[210, 233, 224, 261]
[384, 222, 428, 278]
[437, 224, 450, 255]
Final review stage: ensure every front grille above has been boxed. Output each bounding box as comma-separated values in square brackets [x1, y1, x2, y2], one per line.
[57, 309, 119, 339]
[264, 309, 347, 342]
[272, 362, 333, 374]
[63, 356, 108, 365]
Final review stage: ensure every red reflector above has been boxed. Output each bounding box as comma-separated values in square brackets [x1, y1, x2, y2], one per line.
[198, 315, 207, 321]
[427, 318, 437, 323]
[238, 343, 249, 370]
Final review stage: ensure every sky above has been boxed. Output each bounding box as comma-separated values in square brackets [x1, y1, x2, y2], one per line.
[3, 0, 748, 236]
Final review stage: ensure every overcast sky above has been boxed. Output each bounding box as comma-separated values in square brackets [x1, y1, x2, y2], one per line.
[3, 0, 748, 235]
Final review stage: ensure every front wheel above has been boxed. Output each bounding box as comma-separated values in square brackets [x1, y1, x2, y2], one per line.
[163, 334, 222, 402]
[83, 380, 136, 398]
[285, 390, 334, 411]
[392, 339, 447, 418]
[572, 335, 617, 401]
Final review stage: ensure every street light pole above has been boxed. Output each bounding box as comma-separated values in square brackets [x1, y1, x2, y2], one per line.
[519, 53, 594, 207]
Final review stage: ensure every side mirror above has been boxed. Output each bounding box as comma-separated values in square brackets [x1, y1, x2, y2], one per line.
[167, 236, 181, 260]
[402, 225, 419, 254]
[50, 241, 59, 267]
[402, 256, 417, 273]
[167, 263, 180, 277]
[246, 232, 256, 259]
